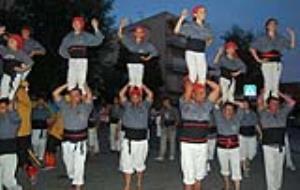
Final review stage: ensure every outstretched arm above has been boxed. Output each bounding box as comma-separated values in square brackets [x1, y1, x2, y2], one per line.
[118, 18, 128, 39]
[174, 9, 188, 35]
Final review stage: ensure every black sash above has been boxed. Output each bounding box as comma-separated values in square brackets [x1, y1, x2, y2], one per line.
[63, 129, 88, 143]
[179, 120, 209, 143]
[217, 135, 239, 149]
[68, 45, 87, 58]
[123, 127, 147, 141]
[186, 38, 206, 52]
[110, 117, 120, 124]
[127, 52, 150, 63]
[32, 120, 47, 130]
[240, 126, 256, 137]
[262, 128, 285, 146]
[220, 67, 238, 80]
[2, 59, 23, 76]
[0, 138, 17, 155]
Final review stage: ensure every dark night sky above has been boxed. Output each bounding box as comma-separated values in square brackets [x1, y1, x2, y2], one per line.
[112, 0, 300, 82]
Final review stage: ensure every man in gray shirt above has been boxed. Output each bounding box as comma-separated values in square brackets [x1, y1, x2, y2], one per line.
[119, 83, 153, 190]
[59, 16, 104, 94]
[53, 84, 93, 190]
[257, 91, 295, 190]
[0, 98, 22, 190]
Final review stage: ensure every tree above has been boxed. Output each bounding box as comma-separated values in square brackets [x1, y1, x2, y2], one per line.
[221, 25, 264, 97]
[0, 0, 115, 97]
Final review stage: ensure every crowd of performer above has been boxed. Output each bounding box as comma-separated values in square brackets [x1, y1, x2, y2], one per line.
[0, 4, 298, 190]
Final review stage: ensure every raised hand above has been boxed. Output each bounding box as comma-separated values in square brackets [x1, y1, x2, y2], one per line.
[91, 18, 99, 30]
[180, 9, 189, 20]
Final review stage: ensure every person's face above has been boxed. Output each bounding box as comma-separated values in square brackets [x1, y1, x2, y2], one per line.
[0, 26, 6, 34]
[194, 8, 207, 21]
[226, 47, 236, 56]
[133, 27, 146, 41]
[0, 103, 8, 114]
[162, 99, 171, 108]
[222, 105, 235, 119]
[8, 38, 18, 50]
[69, 90, 82, 104]
[266, 21, 278, 33]
[244, 101, 250, 110]
[268, 99, 279, 113]
[72, 20, 84, 32]
[21, 29, 31, 40]
[193, 89, 206, 103]
[130, 94, 141, 105]
[37, 98, 45, 106]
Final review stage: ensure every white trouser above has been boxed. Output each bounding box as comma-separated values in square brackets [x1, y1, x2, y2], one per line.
[239, 135, 257, 161]
[62, 141, 87, 186]
[88, 128, 99, 154]
[285, 134, 295, 169]
[110, 123, 121, 151]
[207, 138, 216, 161]
[120, 139, 148, 174]
[0, 154, 22, 190]
[185, 51, 207, 84]
[263, 145, 285, 190]
[180, 142, 208, 185]
[127, 63, 144, 87]
[31, 129, 47, 160]
[0, 73, 22, 100]
[67, 58, 88, 94]
[217, 147, 242, 181]
[261, 62, 282, 101]
[220, 77, 236, 103]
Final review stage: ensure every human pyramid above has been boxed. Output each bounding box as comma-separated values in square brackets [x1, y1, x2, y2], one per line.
[0, 4, 297, 190]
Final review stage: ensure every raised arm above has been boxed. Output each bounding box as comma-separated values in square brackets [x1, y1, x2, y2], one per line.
[182, 79, 193, 102]
[278, 91, 296, 107]
[286, 27, 296, 49]
[207, 79, 220, 103]
[83, 85, 93, 104]
[119, 83, 129, 104]
[249, 48, 264, 64]
[174, 9, 188, 35]
[118, 18, 128, 39]
[213, 46, 224, 64]
[257, 90, 265, 111]
[59, 34, 71, 59]
[86, 18, 104, 46]
[52, 84, 68, 102]
[142, 85, 154, 103]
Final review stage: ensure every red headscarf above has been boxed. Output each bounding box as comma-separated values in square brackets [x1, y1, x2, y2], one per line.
[193, 83, 205, 92]
[192, 5, 206, 15]
[129, 87, 142, 97]
[72, 16, 85, 29]
[9, 34, 24, 50]
[225, 41, 238, 50]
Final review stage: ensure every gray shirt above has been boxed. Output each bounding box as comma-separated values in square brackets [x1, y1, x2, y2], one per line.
[258, 104, 293, 129]
[160, 106, 180, 126]
[240, 110, 258, 127]
[59, 31, 104, 59]
[214, 108, 244, 136]
[121, 35, 158, 58]
[56, 100, 93, 131]
[23, 38, 46, 55]
[216, 55, 246, 75]
[0, 45, 34, 67]
[180, 98, 214, 122]
[0, 111, 20, 139]
[251, 34, 290, 52]
[122, 100, 152, 129]
[179, 21, 213, 41]
[32, 106, 51, 121]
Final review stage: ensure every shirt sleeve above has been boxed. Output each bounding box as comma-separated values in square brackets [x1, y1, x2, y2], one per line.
[235, 108, 245, 121]
[238, 59, 247, 73]
[143, 100, 153, 109]
[120, 34, 134, 50]
[55, 99, 67, 110]
[179, 22, 191, 37]
[278, 35, 291, 50]
[250, 36, 263, 50]
[147, 43, 159, 58]
[85, 31, 104, 47]
[31, 39, 46, 54]
[84, 102, 94, 115]
[19, 51, 34, 67]
[9, 111, 21, 124]
[59, 34, 71, 59]
[280, 103, 294, 117]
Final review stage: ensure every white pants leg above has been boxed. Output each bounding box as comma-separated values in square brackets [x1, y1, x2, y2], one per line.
[31, 129, 47, 160]
[185, 51, 207, 84]
[8, 74, 22, 100]
[239, 135, 257, 161]
[127, 63, 144, 87]
[261, 63, 282, 101]
[263, 145, 285, 190]
[0, 154, 22, 190]
[285, 134, 295, 169]
[62, 141, 87, 185]
[207, 138, 216, 161]
[120, 139, 148, 174]
[110, 123, 120, 151]
[21, 69, 31, 81]
[220, 77, 231, 102]
[0, 74, 11, 98]
[67, 59, 88, 94]
[88, 128, 100, 154]
[180, 142, 208, 185]
[217, 147, 242, 181]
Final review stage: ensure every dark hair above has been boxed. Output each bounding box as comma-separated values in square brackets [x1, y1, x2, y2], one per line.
[69, 87, 82, 95]
[265, 18, 278, 31]
[0, 98, 10, 105]
[222, 102, 238, 112]
[267, 96, 280, 104]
